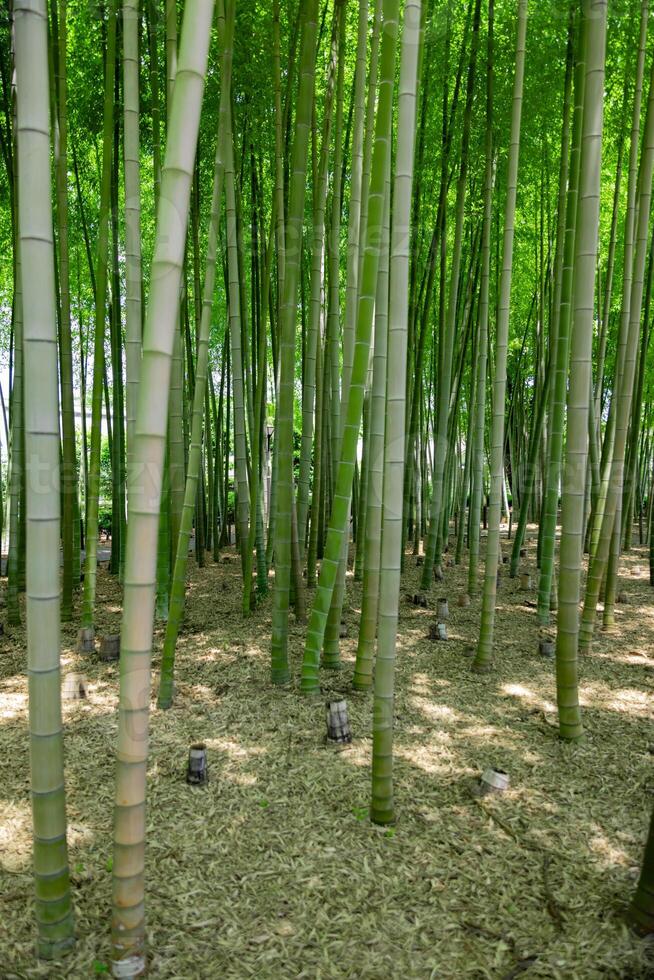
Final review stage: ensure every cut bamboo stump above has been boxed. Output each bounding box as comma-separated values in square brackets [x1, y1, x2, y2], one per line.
[478, 767, 510, 796]
[539, 638, 554, 658]
[63, 673, 88, 701]
[437, 598, 449, 621]
[99, 634, 120, 662]
[520, 572, 532, 590]
[186, 743, 209, 785]
[76, 627, 95, 654]
[428, 622, 447, 641]
[326, 700, 352, 744]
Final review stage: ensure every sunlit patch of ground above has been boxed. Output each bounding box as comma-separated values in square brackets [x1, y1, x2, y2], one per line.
[0, 530, 653, 977]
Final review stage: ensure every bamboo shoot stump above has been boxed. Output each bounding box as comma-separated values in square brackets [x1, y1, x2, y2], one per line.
[63, 673, 88, 701]
[186, 743, 209, 785]
[99, 634, 120, 662]
[326, 700, 352, 744]
[76, 627, 95, 654]
[429, 622, 447, 641]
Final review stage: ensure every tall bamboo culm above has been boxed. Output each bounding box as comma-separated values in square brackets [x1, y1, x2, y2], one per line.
[371, 0, 420, 825]
[473, 0, 527, 672]
[554, 0, 607, 741]
[15, 0, 75, 956]
[110, 3, 215, 973]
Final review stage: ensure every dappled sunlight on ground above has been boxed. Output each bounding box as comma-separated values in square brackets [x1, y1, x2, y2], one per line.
[501, 681, 557, 713]
[1, 531, 653, 977]
[579, 681, 654, 718]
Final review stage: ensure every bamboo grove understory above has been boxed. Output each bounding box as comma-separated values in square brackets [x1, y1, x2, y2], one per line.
[2, 0, 654, 972]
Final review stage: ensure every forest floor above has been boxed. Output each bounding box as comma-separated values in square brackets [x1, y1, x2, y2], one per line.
[1, 530, 654, 979]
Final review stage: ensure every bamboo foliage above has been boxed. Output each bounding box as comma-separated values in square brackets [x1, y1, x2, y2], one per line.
[5, 0, 654, 962]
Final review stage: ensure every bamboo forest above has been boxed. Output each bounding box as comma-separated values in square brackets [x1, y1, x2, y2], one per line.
[5, 0, 654, 976]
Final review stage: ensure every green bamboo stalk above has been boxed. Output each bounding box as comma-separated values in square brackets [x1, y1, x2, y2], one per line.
[6, 235, 23, 626]
[224, 98, 251, 575]
[52, 0, 78, 621]
[307, 328, 326, 588]
[554, 0, 607, 740]
[370, 0, 420, 825]
[269, 0, 319, 684]
[166, 0, 186, 607]
[110, 103, 126, 578]
[301, 0, 401, 695]
[628, 798, 654, 934]
[110, 3, 214, 973]
[473, 0, 527, 672]
[320, 2, 350, 665]
[467, 5, 493, 597]
[158, 0, 231, 709]
[352, 150, 390, 691]
[580, 43, 654, 651]
[296, 1, 341, 545]
[585, 1, 648, 569]
[537, 3, 583, 625]
[80, 0, 117, 644]
[15, 0, 75, 954]
[123, 0, 142, 487]
[421, 0, 481, 589]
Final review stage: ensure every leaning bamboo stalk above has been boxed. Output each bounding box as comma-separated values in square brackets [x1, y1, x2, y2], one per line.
[301, 0, 402, 694]
[296, 1, 341, 544]
[157, 0, 232, 710]
[579, 45, 654, 650]
[110, 2, 215, 972]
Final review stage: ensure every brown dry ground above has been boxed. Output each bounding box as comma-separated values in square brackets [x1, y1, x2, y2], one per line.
[1, 531, 654, 979]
